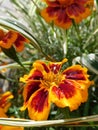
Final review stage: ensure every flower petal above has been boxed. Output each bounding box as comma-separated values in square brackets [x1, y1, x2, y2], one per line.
[33, 60, 50, 73]
[0, 91, 14, 107]
[20, 69, 43, 83]
[20, 81, 40, 111]
[14, 32, 30, 52]
[41, 7, 72, 29]
[0, 108, 7, 118]
[28, 88, 50, 120]
[50, 80, 86, 111]
[0, 30, 18, 49]
[63, 65, 92, 89]
[49, 58, 67, 74]
[0, 126, 24, 130]
[66, 3, 91, 23]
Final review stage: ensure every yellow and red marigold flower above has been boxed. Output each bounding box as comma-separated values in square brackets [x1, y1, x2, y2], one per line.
[0, 91, 14, 116]
[0, 91, 24, 130]
[41, 0, 94, 29]
[0, 29, 30, 52]
[20, 59, 93, 120]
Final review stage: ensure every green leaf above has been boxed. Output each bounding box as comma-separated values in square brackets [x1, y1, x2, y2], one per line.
[81, 53, 98, 75]
[73, 53, 98, 75]
[1, 46, 27, 70]
[0, 73, 6, 79]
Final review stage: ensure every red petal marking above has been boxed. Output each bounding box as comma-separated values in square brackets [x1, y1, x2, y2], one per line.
[41, 62, 50, 73]
[52, 80, 76, 99]
[67, 3, 85, 17]
[59, 80, 76, 99]
[75, 0, 87, 5]
[14, 33, 26, 47]
[47, 6, 71, 23]
[30, 89, 49, 112]
[28, 70, 43, 80]
[47, 6, 60, 17]
[24, 81, 40, 102]
[0, 91, 13, 107]
[52, 86, 65, 99]
[63, 69, 86, 80]
[45, 1, 60, 7]
[0, 30, 4, 40]
[2, 31, 13, 43]
[49, 63, 61, 74]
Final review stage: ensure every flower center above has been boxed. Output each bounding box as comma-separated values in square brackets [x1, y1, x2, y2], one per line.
[40, 71, 64, 89]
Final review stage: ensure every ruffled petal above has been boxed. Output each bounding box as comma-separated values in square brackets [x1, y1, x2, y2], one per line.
[63, 65, 92, 89]
[50, 80, 86, 111]
[66, 2, 93, 23]
[20, 81, 40, 111]
[49, 58, 67, 74]
[20, 69, 43, 83]
[0, 91, 14, 107]
[41, 7, 72, 29]
[0, 30, 18, 49]
[28, 88, 50, 120]
[14, 32, 30, 52]
[43, 0, 60, 7]
[33, 60, 50, 73]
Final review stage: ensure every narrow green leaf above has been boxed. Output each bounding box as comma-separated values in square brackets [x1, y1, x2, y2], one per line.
[1, 46, 27, 70]
[0, 73, 6, 79]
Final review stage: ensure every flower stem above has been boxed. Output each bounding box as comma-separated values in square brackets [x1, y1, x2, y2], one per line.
[62, 107, 74, 130]
[61, 29, 68, 57]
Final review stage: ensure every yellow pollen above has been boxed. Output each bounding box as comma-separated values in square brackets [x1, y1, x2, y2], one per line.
[40, 71, 64, 89]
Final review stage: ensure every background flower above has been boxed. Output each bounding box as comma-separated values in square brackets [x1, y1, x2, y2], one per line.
[41, 0, 94, 29]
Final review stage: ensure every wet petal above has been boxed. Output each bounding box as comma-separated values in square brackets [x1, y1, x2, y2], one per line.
[21, 81, 40, 111]
[28, 88, 50, 120]
[50, 80, 86, 111]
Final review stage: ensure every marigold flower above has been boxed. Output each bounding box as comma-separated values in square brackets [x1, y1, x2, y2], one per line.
[0, 126, 24, 130]
[20, 58, 92, 120]
[0, 29, 30, 52]
[41, 0, 94, 29]
[0, 91, 14, 113]
[0, 92, 24, 130]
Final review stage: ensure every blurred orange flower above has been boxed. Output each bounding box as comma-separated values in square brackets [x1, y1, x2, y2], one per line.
[41, 0, 94, 29]
[20, 59, 92, 120]
[0, 91, 24, 130]
[0, 29, 30, 52]
[0, 91, 14, 114]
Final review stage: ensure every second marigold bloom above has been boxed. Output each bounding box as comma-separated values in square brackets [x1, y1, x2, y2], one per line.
[0, 29, 30, 52]
[41, 0, 94, 29]
[20, 59, 92, 120]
